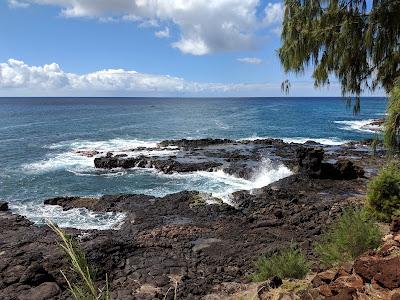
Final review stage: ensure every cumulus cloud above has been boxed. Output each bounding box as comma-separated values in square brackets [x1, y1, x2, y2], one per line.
[155, 27, 170, 39]
[8, 0, 284, 55]
[0, 59, 285, 96]
[8, 0, 30, 8]
[237, 57, 263, 65]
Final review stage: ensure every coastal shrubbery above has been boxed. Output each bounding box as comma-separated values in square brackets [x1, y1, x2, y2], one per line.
[251, 244, 309, 282]
[384, 80, 400, 153]
[314, 209, 382, 267]
[366, 162, 400, 222]
[48, 222, 110, 300]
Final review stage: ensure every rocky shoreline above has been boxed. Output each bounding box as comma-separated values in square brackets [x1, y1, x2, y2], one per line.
[0, 138, 389, 299]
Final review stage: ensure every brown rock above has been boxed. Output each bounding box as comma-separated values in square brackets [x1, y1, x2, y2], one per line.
[378, 240, 400, 256]
[337, 262, 353, 277]
[392, 292, 400, 300]
[335, 274, 364, 289]
[326, 287, 356, 300]
[394, 235, 400, 243]
[354, 255, 400, 289]
[312, 269, 338, 287]
[318, 284, 333, 297]
[391, 220, 400, 233]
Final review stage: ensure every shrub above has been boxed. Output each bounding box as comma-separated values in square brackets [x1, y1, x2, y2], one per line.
[384, 79, 400, 153]
[366, 162, 400, 222]
[314, 209, 382, 267]
[48, 221, 110, 300]
[251, 244, 310, 282]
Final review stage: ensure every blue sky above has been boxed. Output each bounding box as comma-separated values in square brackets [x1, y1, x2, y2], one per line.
[0, 0, 385, 97]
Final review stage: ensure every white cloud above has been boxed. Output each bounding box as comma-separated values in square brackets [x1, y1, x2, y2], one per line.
[0, 59, 376, 97]
[9, 0, 284, 55]
[0, 58, 284, 96]
[155, 27, 170, 39]
[263, 3, 284, 26]
[8, 0, 30, 8]
[237, 57, 263, 65]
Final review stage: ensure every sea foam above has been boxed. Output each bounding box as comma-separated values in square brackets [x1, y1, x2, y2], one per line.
[334, 119, 382, 133]
[10, 202, 126, 230]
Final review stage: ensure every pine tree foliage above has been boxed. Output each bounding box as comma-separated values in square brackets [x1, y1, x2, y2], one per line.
[279, 0, 400, 112]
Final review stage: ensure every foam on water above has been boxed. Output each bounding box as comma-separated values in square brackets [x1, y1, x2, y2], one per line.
[241, 135, 348, 145]
[154, 158, 292, 203]
[10, 202, 126, 230]
[18, 138, 292, 229]
[334, 119, 381, 133]
[23, 138, 177, 175]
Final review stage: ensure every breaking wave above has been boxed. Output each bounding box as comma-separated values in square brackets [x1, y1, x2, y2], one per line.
[10, 202, 126, 230]
[334, 119, 382, 133]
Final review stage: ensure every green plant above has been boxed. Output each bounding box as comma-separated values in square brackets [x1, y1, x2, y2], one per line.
[370, 135, 380, 156]
[48, 221, 110, 300]
[384, 80, 400, 153]
[366, 162, 400, 221]
[251, 244, 309, 282]
[315, 209, 382, 267]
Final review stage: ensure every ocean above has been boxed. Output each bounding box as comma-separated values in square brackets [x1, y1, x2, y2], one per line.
[0, 97, 387, 229]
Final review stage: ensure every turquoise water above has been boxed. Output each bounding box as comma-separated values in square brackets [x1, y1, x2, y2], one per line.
[0, 97, 386, 228]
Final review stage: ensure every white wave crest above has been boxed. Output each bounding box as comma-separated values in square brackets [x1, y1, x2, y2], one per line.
[10, 202, 126, 230]
[334, 119, 382, 133]
[153, 158, 292, 203]
[47, 138, 160, 151]
[23, 138, 177, 175]
[241, 135, 347, 145]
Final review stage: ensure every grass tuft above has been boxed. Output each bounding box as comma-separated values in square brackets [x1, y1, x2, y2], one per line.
[251, 244, 309, 282]
[48, 221, 110, 300]
[314, 209, 382, 267]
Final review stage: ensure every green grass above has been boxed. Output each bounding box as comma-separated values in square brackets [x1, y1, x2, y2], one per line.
[251, 244, 310, 282]
[314, 209, 382, 267]
[48, 221, 110, 300]
[366, 162, 400, 222]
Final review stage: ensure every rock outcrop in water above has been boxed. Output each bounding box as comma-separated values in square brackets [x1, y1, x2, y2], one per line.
[296, 147, 365, 180]
[0, 138, 388, 299]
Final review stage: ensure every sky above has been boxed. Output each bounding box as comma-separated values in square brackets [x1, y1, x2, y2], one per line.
[0, 0, 385, 97]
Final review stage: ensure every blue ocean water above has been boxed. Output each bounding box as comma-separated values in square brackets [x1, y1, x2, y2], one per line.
[0, 97, 386, 229]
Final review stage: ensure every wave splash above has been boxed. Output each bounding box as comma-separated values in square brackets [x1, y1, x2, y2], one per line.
[334, 119, 382, 133]
[241, 135, 348, 145]
[17, 138, 292, 229]
[10, 202, 126, 230]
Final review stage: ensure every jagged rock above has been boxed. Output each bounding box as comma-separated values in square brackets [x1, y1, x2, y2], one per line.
[296, 147, 324, 177]
[391, 219, 400, 233]
[158, 138, 234, 149]
[354, 255, 400, 289]
[0, 201, 8, 211]
[296, 147, 364, 180]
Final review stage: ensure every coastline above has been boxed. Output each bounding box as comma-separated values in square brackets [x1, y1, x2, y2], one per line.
[0, 137, 388, 299]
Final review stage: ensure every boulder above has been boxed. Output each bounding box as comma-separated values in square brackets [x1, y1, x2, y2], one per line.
[18, 282, 61, 300]
[296, 147, 324, 178]
[296, 147, 364, 180]
[0, 201, 8, 211]
[354, 255, 400, 289]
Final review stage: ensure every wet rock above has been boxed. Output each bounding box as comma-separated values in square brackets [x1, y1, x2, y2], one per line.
[158, 138, 234, 149]
[296, 147, 364, 180]
[0, 201, 8, 211]
[0, 138, 388, 299]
